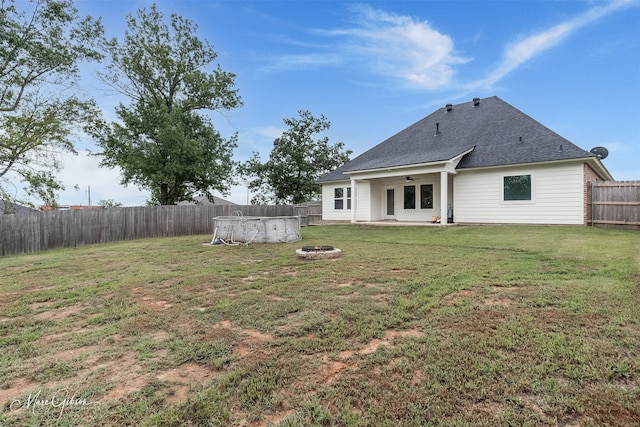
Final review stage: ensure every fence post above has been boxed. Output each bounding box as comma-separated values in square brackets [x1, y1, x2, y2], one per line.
[590, 181, 594, 227]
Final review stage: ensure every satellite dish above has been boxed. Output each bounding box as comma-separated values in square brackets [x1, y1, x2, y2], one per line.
[590, 146, 608, 160]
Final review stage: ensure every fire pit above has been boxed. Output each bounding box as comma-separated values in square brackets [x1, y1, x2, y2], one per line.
[296, 245, 342, 260]
[301, 245, 334, 252]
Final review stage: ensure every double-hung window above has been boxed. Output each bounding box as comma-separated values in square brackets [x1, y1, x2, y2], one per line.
[334, 187, 352, 210]
[334, 188, 344, 209]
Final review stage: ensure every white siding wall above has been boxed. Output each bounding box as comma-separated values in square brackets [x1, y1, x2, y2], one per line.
[355, 181, 372, 221]
[321, 183, 352, 221]
[369, 180, 383, 221]
[453, 163, 585, 224]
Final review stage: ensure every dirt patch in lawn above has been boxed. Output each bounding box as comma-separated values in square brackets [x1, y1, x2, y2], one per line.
[212, 320, 274, 360]
[131, 286, 174, 311]
[318, 359, 352, 384]
[2, 281, 426, 422]
[443, 289, 474, 305]
[444, 287, 519, 308]
[359, 329, 424, 355]
[1, 316, 281, 408]
[32, 303, 86, 321]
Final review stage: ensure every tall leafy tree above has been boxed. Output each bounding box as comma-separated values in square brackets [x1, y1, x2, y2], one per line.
[93, 4, 241, 205]
[0, 0, 103, 205]
[241, 110, 351, 205]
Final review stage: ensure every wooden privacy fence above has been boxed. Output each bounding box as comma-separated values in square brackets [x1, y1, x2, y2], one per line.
[293, 202, 322, 226]
[0, 204, 295, 256]
[589, 181, 640, 231]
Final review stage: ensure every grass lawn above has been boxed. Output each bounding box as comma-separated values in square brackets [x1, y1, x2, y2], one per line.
[0, 224, 638, 426]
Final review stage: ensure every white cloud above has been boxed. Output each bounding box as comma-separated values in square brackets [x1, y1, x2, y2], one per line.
[255, 126, 284, 139]
[265, 1, 634, 92]
[471, 0, 636, 89]
[328, 5, 469, 89]
[2, 151, 149, 207]
[56, 151, 149, 206]
[263, 5, 468, 90]
[260, 53, 342, 73]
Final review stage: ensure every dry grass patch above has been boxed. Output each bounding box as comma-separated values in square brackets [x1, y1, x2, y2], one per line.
[1, 225, 638, 426]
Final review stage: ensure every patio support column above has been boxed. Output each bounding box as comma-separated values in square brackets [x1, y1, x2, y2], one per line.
[440, 171, 448, 225]
[350, 179, 357, 223]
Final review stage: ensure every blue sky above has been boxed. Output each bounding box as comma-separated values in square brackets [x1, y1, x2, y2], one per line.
[52, 0, 639, 205]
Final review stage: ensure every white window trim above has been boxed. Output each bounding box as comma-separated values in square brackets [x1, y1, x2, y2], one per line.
[333, 186, 352, 210]
[501, 172, 536, 205]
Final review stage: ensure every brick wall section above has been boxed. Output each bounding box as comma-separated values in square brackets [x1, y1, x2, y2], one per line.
[584, 163, 603, 225]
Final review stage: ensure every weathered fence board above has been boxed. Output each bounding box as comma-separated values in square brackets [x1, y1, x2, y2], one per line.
[590, 181, 640, 231]
[0, 205, 295, 256]
[293, 202, 322, 227]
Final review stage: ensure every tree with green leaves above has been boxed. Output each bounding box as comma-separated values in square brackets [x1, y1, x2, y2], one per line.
[241, 110, 352, 205]
[0, 0, 103, 205]
[93, 4, 241, 205]
[98, 199, 123, 208]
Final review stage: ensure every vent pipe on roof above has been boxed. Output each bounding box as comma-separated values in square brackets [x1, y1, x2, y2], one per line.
[519, 136, 523, 143]
[473, 97, 480, 106]
[435, 122, 440, 135]
[446, 103, 452, 112]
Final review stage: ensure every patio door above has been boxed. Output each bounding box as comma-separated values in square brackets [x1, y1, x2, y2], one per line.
[385, 188, 395, 218]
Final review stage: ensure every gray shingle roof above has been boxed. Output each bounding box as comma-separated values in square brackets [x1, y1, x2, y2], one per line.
[0, 200, 37, 215]
[177, 195, 238, 206]
[318, 96, 596, 182]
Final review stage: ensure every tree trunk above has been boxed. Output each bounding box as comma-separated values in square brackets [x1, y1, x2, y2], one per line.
[160, 183, 169, 205]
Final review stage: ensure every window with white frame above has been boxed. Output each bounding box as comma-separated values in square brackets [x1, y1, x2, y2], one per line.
[334, 187, 351, 210]
[334, 188, 344, 209]
[503, 175, 532, 201]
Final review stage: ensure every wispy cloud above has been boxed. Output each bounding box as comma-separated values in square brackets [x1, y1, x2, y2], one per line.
[262, 1, 634, 92]
[470, 0, 637, 89]
[255, 126, 284, 139]
[263, 5, 468, 89]
[260, 53, 342, 73]
[326, 5, 469, 89]
[24, 151, 148, 206]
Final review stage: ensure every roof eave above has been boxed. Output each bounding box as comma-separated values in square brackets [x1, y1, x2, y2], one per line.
[586, 156, 614, 181]
[458, 156, 614, 179]
[316, 177, 351, 184]
[344, 147, 475, 176]
[345, 160, 449, 176]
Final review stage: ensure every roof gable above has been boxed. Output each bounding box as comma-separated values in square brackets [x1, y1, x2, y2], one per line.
[319, 96, 598, 182]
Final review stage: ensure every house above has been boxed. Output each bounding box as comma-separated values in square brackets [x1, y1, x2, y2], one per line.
[317, 96, 613, 225]
[40, 205, 105, 211]
[177, 195, 238, 206]
[0, 199, 38, 215]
